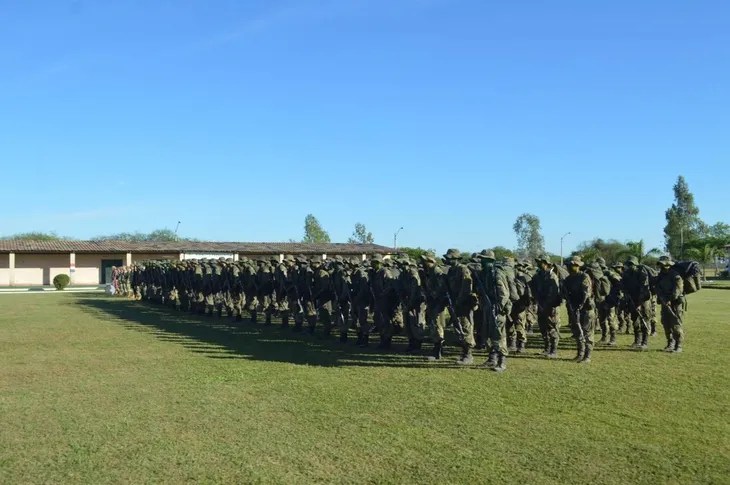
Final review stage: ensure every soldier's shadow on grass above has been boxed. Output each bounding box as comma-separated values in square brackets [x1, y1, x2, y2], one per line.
[76, 296, 480, 369]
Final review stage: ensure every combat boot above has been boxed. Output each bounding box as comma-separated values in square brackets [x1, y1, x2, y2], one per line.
[516, 340, 526, 354]
[235, 314, 243, 322]
[492, 353, 506, 373]
[674, 338, 683, 353]
[481, 351, 498, 368]
[573, 342, 585, 361]
[456, 347, 474, 365]
[607, 329, 617, 347]
[265, 315, 272, 326]
[475, 337, 487, 350]
[540, 340, 550, 356]
[339, 332, 348, 343]
[663, 338, 675, 352]
[631, 332, 641, 348]
[640, 330, 649, 351]
[250, 311, 257, 324]
[599, 329, 607, 344]
[428, 341, 443, 360]
[281, 316, 289, 328]
[650, 321, 657, 337]
[578, 346, 592, 364]
[547, 338, 558, 359]
[507, 336, 517, 353]
[378, 336, 392, 350]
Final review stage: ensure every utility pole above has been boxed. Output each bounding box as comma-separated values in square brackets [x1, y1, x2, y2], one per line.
[393, 226, 404, 250]
[174, 221, 181, 240]
[560, 231, 571, 266]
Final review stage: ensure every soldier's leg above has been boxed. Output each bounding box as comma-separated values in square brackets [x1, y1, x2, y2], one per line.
[568, 307, 585, 360]
[357, 305, 370, 347]
[292, 297, 305, 331]
[474, 308, 486, 349]
[607, 306, 618, 346]
[456, 312, 475, 365]
[671, 300, 684, 352]
[639, 301, 652, 349]
[578, 307, 596, 363]
[319, 301, 333, 336]
[337, 301, 350, 342]
[650, 295, 658, 336]
[537, 309, 550, 355]
[304, 301, 317, 333]
[506, 313, 517, 352]
[427, 306, 447, 360]
[513, 309, 527, 353]
[547, 307, 560, 357]
[485, 311, 507, 371]
[248, 296, 259, 323]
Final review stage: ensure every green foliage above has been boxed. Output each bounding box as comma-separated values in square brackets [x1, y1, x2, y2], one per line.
[490, 246, 516, 260]
[617, 240, 662, 263]
[398, 246, 435, 260]
[664, 175, 705, 257]
[52, 274, 71, 290]
[513, 213, 545, 259]
[93, 229, 196, 242]
[347, 223, 374, 244]
[571, 238, 630, 265]
[302, 214, 331, 244]
[1, 232, 66, 241]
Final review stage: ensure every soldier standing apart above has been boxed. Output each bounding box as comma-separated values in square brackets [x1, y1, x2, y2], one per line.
[655, 256, 685, 352]
[476, 250, 512, 372]
[563, 256, 596, 363]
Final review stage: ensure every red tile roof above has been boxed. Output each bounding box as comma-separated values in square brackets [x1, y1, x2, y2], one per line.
[0, 240, 393, 255]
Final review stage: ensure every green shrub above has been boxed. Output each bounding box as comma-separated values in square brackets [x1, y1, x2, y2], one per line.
[720, 270, 729, 280]
[53, 274, 71, 290]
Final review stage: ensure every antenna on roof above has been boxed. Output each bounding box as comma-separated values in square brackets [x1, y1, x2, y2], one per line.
[174, 221, 181, 240]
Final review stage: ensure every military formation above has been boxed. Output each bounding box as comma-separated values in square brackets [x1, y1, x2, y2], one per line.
[112, 250, 693, 373]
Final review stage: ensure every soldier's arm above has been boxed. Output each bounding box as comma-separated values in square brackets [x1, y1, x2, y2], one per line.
[673, 273, 684, 301]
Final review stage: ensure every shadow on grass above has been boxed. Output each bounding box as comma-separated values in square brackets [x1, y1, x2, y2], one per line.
[76, 296, 469, 369]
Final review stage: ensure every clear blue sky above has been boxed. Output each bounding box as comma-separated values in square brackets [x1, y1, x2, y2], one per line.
[1, 0, 728, 255]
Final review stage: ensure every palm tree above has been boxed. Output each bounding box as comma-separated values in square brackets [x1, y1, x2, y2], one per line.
[618, 240, 662, 263]
[685, 244, 717, 281]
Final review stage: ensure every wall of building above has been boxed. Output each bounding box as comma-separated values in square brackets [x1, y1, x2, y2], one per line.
[132, 253, 179, 262]
[74, 253, 128, 285]
[0, 254, 9, 286]
[13, 254, 70, 286]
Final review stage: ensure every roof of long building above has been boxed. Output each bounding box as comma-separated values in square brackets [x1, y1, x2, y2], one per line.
[0, 240, 393, 255]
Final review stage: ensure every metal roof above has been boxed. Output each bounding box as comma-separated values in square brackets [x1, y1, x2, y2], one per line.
[0, 240, 393, 255]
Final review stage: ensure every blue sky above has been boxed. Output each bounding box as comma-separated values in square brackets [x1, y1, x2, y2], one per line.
[1, 0, 728, 255]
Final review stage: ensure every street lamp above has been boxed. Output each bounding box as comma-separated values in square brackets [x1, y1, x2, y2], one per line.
[393, 226, 404, 250]
[560, 232, 571, 266]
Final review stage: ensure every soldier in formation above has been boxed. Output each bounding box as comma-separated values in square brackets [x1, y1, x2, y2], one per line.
[111, 249, 691, 372]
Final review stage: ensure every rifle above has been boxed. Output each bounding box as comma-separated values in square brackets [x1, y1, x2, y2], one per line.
[624, 293, 649, 332]
[443, 282, 466, 338]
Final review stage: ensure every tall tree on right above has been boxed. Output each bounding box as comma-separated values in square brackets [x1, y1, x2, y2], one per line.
[664, 176, 706, 258]
[513, 213, 545, 259]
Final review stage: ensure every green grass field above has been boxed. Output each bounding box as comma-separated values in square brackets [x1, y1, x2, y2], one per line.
[1, 291, 729, 484]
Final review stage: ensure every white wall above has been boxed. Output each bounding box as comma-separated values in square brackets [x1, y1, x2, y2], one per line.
[14, 254, 70, 286]
[0, 254, 9, 286]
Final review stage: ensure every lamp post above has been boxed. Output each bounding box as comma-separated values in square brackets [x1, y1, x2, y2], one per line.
[174, 221, 181, 240]
[393, 226, 404, 250]
[560, 231, 571, 266]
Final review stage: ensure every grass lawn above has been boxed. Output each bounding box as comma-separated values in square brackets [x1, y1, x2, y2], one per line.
[1, 291, 729, 484]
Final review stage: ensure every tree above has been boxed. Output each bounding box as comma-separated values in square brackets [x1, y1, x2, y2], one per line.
[707, 222, 730, 239]
[1, 232, 66, 241]
[490, 246, 516, 260]
[618, 240, 661, 263]
[685, 244, 717, 281]
[664, 176, 705, 258]
[347, 223, 374, 244]
[571, 238, 630, 265]
[398, 247, 435, 260]
[513, 213, 545, 259]
[93, 229, 195, 242]
[302, 214, 331, 244]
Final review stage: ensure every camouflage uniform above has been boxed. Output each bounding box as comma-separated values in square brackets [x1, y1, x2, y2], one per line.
[350, 260, 372, 347]
[531, 255, 562, 357]
[654, 256, 685, 352]
[399, 257, 427, 352]
[563, 256, 596, 363]
[421, 254, 449, 360]
[476, 250, 512, 372]
[622, 256, 653, 349]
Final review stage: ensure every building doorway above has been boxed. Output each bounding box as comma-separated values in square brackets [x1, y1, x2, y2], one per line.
[100, 259, 123, 284]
